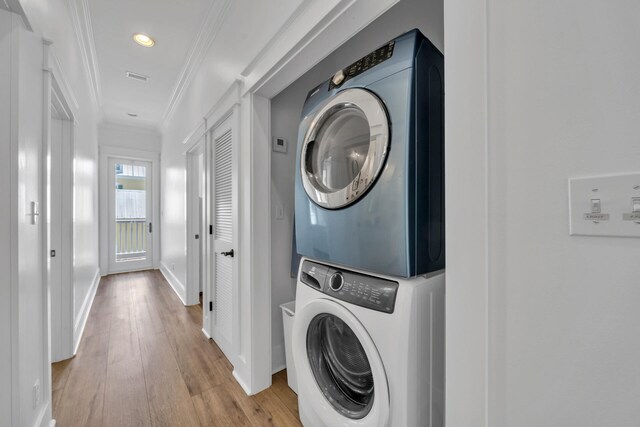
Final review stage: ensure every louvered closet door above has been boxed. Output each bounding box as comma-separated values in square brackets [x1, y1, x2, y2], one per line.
[210, 114, 237, 361]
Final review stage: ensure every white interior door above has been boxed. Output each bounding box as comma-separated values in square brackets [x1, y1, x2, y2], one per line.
[108, 158, 154, 272]
[47, 115, 74, 362]
[187, 141, 205, 305]
[48, 119, 63, 358]
[207, 114, 239, 362]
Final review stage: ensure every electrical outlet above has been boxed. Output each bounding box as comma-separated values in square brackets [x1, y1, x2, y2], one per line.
[33, 380, 40, 409]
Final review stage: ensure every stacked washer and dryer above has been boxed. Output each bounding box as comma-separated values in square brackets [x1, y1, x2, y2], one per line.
[292, 29, 445, 427]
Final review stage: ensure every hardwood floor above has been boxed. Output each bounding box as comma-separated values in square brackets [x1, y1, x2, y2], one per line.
[52, 270, 301, 427]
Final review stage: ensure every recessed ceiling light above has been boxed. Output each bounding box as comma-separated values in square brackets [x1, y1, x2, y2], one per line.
[127, 113, 138, 117]
[133, 33, 155, 47]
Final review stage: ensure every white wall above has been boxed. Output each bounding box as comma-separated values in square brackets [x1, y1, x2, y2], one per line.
[446, 0, 640, 425]
[98, 123, 161, 152]
[17, 0, 102, 351]
[15, 19, 46, 427]
[0, 1, 102, 425]
[0, 10, 13, 422]
[269, 0, 443, 372]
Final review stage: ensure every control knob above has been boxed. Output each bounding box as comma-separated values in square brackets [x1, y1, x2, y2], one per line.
[332, 69, 345, 86]
[329, 272, 344, 291]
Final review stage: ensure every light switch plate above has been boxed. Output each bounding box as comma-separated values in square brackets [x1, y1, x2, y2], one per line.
[569, 173, 640, 237]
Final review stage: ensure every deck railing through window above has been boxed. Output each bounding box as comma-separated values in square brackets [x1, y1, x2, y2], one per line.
[115, 218, 147, 260]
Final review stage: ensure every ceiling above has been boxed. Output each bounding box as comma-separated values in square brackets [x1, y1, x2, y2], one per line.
[87, 0, 213, 129]
[71, 0, 306, 132]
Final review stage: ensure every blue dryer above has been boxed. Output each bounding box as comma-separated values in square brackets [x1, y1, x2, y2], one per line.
[294, 29, 444, 278]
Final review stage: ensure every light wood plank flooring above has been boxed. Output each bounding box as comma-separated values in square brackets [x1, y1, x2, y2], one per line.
[52, 270, 301, 427]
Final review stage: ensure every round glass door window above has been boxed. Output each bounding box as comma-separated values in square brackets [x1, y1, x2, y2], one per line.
[301, 88, 390, 209]
[306, 313, 375, 419]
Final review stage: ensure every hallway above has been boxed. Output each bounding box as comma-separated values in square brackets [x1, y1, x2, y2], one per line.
[51, 271, 300, 427]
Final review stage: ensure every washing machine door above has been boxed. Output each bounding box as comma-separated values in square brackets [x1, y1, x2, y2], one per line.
[301, 88, 390, 209]
[293, 299, 390, 426]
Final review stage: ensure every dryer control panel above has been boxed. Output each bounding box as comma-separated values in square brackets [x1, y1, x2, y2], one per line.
[328, 41, 395, 90]
[300, 260, 399, 313]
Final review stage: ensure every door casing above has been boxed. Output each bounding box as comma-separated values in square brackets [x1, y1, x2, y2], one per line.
[203, 110, 241, 367]
[45, 77, 75, 363]
[186, 139, 205, 306]
[99, 146, 160, 275]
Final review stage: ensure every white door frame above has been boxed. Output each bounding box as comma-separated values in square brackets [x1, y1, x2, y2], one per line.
[235, 0, 403, 394]
[107, 157, 154, 273]
[202, 100, 241, 363]
[99, 146, 160, 275]
[43, 46, 76, 363]
[443, 0, 490, 424]
[185, 139, 205, 306]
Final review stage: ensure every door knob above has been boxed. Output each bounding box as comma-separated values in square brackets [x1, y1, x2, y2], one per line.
[221, 249, 234, 258]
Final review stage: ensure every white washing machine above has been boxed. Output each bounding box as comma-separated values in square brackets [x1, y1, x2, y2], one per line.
[292, 258, 445, 427]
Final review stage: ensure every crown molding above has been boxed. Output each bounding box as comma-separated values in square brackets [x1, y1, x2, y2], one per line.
[65, 0, 101, 110]
[3, 0, 32, 30]
[160, 0, 233, 131]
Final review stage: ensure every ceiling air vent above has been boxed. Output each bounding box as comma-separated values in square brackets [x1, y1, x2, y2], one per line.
[125, 71, 149, 82]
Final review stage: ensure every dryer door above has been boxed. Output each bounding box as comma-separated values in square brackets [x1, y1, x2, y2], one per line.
[293, 299, 390, 426]
[301, 88, 390, 209]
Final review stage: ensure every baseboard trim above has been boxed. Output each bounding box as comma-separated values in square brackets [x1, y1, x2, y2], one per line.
[201, 328, 211, 339]
[272, 364, 286, 375]
[107, 265, 155, 275]
[73, 268, 100, 354]
[160, 262, 187, 305]
[271, 341, 286, 375]
[49, 420, 56, 427]
[232, 370, 253, 396]
[33, 400, 51, 427]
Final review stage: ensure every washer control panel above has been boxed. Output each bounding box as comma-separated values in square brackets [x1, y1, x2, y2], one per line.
[300, 260, 399, 313]
[328, 41, 396, 90]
